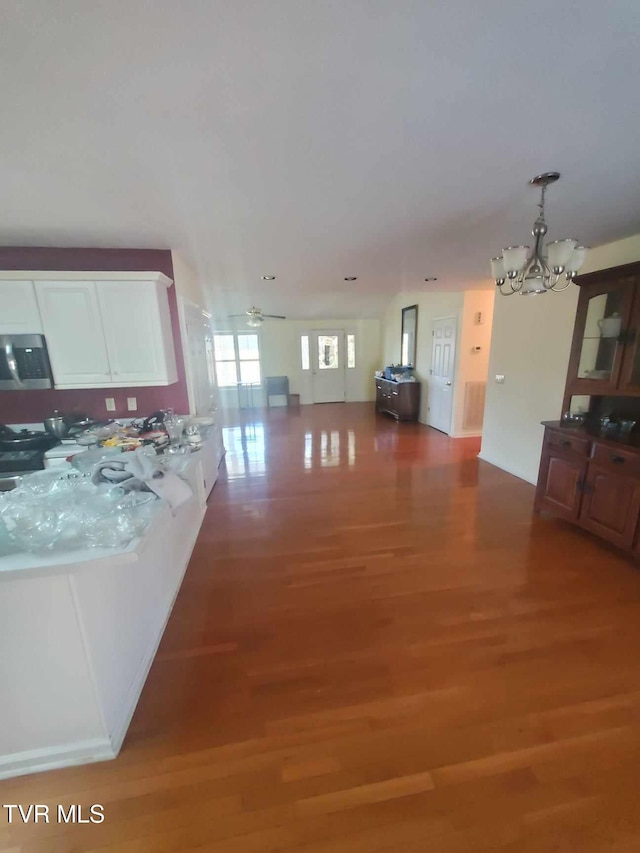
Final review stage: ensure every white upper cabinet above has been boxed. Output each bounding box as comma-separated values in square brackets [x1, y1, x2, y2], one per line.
[0, 281, 43, 334]
[35, 281, 112, 386]
[29, 272, 177, 389]
[96, 280, 177, 386]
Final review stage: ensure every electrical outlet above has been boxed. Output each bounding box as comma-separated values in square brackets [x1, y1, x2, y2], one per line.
[495, 374, 505, 384]
[127, 397, 137, 411]
[105, 397, 116, 412]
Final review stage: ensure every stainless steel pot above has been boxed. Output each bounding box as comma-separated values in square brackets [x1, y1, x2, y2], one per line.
[44, 410, 70, 439]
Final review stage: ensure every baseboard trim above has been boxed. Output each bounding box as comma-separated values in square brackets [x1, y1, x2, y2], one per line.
[0, 738, 115, 781]
[477, 451, 536, 485]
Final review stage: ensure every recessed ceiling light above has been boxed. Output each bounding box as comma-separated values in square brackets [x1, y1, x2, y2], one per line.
[424, 277, 438, 282]
[344, 276, 358, 281]
[261, 275, 276, 281]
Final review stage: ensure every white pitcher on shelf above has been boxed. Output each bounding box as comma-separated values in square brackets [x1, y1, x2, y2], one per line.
[598, 312, 622, 338]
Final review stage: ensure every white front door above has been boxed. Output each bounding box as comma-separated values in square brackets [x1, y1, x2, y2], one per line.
[311, 330, 346, 403]
[428, 317, 456, 434]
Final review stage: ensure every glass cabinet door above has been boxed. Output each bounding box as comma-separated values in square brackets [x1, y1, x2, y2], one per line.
[618, 278, 640, 392]
[568, 278, 635, 393]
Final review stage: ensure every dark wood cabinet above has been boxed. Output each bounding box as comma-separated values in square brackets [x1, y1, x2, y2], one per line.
[375, 378, 420, 421]
[579, 464, 640, 550]
[535, 448, 586, 521]
[535, 424, 640, 556]
[563, 263, 640, 405]
[537, 259, 640, 559]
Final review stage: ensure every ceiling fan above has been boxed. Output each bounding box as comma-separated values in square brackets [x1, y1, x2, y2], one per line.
[228, 306, 287, 327]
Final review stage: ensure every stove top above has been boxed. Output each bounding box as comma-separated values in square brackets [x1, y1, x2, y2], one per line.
[0, 448, 45, 473]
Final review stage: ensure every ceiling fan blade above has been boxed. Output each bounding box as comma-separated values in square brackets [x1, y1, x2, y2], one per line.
[228, 314, 248, 318]
[262, 314, 286, 319]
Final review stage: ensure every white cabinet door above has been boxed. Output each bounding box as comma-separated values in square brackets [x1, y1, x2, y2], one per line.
[0, 281, 43, 334]
[35, 281, 112, 386]
[96, 281, 177, 386]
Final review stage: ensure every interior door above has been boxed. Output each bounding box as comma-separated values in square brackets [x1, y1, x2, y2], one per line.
[183, 302, 215, 414]
[428, 317, 456, 433]
[311, 330, 346, 403]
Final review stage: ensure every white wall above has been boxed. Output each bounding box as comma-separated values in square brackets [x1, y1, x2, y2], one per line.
[171, 250, 209, 310]
[212, 317, 381, 408]
[452, 290, 495, 437]
[480, 233, 640, 484]
[381, 289, 494, 432]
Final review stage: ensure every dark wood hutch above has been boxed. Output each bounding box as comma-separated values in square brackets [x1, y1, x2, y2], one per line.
[535, 259, 640, 555]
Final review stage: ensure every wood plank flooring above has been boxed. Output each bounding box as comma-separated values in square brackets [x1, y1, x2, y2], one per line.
[3, 402, 640, 851]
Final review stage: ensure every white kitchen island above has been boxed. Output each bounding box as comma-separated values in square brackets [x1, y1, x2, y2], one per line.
[0, 442, 220, 780]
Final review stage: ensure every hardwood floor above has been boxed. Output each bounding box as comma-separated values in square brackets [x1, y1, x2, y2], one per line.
[4, 402, 640, 852]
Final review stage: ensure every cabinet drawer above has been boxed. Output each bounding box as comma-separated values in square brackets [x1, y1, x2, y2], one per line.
[591, 443, 640, 478]
[545, 430, 590, 457]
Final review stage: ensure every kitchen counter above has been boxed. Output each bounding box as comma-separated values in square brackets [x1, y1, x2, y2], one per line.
[0, 428, 225, 780]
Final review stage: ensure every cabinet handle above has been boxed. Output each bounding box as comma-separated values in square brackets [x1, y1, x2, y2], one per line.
[611, 455, 626, 464]
[560, 440, 571, 448]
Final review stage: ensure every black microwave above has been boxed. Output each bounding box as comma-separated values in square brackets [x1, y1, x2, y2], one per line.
[0, 334, 53, 390]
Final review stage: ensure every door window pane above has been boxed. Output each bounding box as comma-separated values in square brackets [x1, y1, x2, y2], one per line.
[318, 335, 339, 369]
[214, 334, 235, 361]
[301, 335, 310, 370]
[216, 360, 238, 387]
[347, 334, 355, 368]
[237, 334, 259, 360]
[240, 360, 261, 385]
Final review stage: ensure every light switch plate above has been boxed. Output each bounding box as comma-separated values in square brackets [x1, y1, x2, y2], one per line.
[495, 374, 505, 384]
[105, 397, 116, 412]
[127, 397, 137, 411]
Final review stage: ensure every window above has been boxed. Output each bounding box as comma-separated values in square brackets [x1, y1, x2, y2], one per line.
[213, 333, 261, 388]
[318, 334, 339, 369]
[347, 334, 356, 368]
[301, 335, 310, 370]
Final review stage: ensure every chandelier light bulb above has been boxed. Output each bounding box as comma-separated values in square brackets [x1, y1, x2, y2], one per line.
[567, 245, 588, 276]
[547, 238, 577, 274]
[502, 245, 529, 276]
[490, 257, 506, 283]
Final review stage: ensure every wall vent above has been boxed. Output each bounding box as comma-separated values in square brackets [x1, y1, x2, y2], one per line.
[462, 381, 486, 432]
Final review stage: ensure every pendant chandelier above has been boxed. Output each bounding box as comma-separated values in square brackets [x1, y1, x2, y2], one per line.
[490, 172, 588, 296]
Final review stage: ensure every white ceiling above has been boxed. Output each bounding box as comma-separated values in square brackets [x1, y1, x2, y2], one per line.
[1, 1, 640, 319]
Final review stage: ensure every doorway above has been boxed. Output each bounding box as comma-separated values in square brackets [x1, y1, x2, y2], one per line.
[428, 316, 457, 433]
[311, 330, 346, 403]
